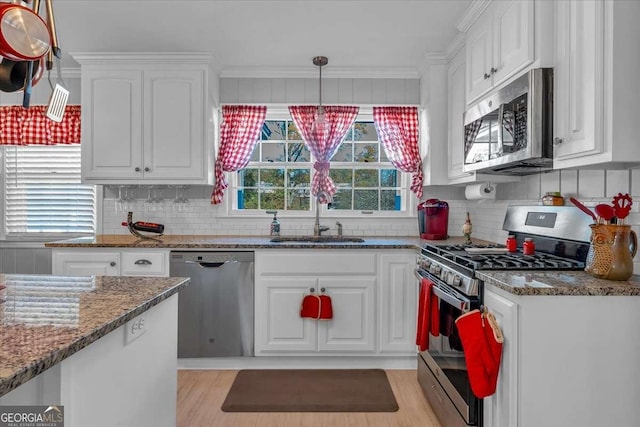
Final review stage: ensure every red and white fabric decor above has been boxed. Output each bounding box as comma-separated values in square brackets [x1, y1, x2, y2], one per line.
[372, 106, 423, 199]
[211, 105, 267, 205]
[0, 105, 81, 145]
[289, 105, 359, 202]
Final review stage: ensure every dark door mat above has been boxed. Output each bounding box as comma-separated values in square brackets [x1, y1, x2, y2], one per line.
[221, 368, 399, 412]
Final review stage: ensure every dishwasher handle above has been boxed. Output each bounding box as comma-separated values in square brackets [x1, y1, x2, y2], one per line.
[184, 260, 238, 268]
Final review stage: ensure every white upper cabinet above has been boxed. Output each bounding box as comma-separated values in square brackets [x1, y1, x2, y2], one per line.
[74, 54, 215, 184]
[466, 0, 534, 103]
[553, 0, 640, 169]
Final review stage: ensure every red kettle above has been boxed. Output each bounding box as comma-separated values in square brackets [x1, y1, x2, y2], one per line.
[418, 199, 449, 240]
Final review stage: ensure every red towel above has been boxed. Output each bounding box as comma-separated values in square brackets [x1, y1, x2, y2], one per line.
[300, 294, 333, 320]
[416, 277, 440, 351]
[455, 309, 504, 398]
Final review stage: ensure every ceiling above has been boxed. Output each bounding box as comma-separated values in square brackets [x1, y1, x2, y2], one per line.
[53, 0, 473, 77]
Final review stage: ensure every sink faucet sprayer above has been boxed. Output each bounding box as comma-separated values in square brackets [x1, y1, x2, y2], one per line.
[314, 191, 332, 236]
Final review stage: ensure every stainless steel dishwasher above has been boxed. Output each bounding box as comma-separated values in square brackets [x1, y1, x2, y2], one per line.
[170, 251, 254, 357]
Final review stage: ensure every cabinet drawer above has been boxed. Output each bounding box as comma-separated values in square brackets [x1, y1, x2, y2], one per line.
[120, 251, 168, 276]
[257, 251, 376, 275]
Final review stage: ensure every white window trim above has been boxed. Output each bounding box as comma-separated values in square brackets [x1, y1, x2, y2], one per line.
[218, 105, 419, 219]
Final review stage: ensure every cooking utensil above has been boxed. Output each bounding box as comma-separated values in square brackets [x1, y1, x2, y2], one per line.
[569, 197, 597, 222]
[0, 57, 43, 92]
[44, 0, 68, 122]
[612, 193, 633, 224]
[595, 204, 615, 224]
[0, 2, 50, 61]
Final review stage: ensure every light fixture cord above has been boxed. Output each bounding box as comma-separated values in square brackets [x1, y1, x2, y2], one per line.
[318, 63, 323, 109]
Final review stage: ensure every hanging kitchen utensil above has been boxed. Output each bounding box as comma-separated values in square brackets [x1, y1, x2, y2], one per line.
[594, 204, 615, 224]
[0, 56, 43, 92]
[612, 193, 632, 224]
[43, 0, 67, 122]
[0, 1, 50, 61]
[569, 197, 597, 222]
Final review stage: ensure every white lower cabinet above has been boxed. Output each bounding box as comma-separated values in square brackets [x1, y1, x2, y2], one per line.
[52, 249, 169, 277]
[484, 284, 640, 427]
[255, 249, 417, 357]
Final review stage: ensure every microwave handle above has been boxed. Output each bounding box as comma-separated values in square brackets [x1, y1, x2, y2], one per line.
[498, 103, 504, 144]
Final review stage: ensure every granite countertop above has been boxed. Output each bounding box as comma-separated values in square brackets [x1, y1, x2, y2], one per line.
[0, 274, 190, 397]
[478, 270, 640, 296]
[44, 234, 475, 249]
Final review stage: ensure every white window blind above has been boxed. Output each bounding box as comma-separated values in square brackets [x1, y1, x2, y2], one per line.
[4, 145, 96, 236]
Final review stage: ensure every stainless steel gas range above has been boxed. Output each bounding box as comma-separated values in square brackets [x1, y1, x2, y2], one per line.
[415, 205, 593, 427]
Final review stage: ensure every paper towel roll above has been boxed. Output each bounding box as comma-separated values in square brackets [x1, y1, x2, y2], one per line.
[465, 183, 496, 200]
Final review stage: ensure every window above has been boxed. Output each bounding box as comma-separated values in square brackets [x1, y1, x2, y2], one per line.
[232, 113, 409, 215]
[2, 145, 96, 238]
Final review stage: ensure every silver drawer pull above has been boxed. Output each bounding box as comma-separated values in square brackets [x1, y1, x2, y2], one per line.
[134, 259, 152, 265]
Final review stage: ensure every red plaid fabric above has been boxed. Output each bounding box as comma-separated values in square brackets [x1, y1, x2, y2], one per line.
[211, 105, 267, 204]
[0, 105, 81, 145]
[373, 106, 423, 199]
[289, 105, 358, 200]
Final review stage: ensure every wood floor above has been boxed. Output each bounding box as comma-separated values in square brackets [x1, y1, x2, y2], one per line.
[177, 369, 442, 427]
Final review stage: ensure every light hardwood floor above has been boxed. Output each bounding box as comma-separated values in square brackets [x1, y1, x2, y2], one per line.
[177, 369, 442, 427]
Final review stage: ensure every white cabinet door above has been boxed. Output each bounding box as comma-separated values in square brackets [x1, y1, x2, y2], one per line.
[553, 0, 604, 164]
[143, 70, 206, 181]
[255, 277, 318, 354]
[81, 69, 144, 181]
[466, 13, 493, 102]
[447, 48, 471, 181]
[318, 277, 375, 353]
[483, 288, 519, 427]
[378, 252, 416, 354]
[52, 251, 120, 276]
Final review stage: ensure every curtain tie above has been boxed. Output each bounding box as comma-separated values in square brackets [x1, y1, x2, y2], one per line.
[314, 161, 330, 173]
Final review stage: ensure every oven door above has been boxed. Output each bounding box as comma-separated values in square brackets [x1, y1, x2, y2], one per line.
[416, 269, 481, 426]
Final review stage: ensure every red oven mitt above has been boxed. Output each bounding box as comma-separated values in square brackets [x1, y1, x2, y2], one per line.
[318, 294, 333, 320]
[300, 293, 333, 320]
[416, 277, 440, 351]
[455, 309, 504, 398]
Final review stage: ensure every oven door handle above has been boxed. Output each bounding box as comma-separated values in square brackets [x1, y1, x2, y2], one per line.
[415, 269, 470, 312]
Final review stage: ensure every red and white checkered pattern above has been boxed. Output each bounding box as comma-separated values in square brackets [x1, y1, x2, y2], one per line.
[289, 105, 359, 200]
[0, 105, 81, 145]
[373, 106, 423, 199]
[211, 105, 267, 205]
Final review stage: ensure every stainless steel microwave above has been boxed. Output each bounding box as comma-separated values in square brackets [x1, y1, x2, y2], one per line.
[463, 68, 553, 175]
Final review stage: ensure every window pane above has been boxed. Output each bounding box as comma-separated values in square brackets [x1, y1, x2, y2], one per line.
[287, 189, 310, 210]
[330, 189, 353, 210]
[354, 143, 378, 162]
[380, 169, 398, 187]
[332, 143, 352, 161]
[287, 121, 301, 140]
[380, 146, 389, 162]
[240, 168, 259, 187]
[354, 122, 378, 141]
[260, 168, 284, 187]
[354, 169, 378, 187]
[287, 142, 310, 162]
[381, 190, 399, 210]
[287, 168, 310, 187]
[241, 189, 259, 209]
[330, 169, 353, 187]
[249, 144, 260, 161]
[262, 121, 286, 140]
[262, 142, 285, 162]
[261, 189, 284, 210]
[354, 189, 378, 210]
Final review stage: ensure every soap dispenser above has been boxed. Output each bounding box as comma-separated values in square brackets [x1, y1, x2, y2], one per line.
[266, 210, 280, 236]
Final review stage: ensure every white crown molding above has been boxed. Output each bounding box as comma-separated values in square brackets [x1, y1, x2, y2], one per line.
[457, 0, 492, 32]
[70, 52, 217, 65]
[61, 67, 81, 79]
[219, 66, 420, 80]
[417, 52, 448, 76]
[445, 32, 467, 62]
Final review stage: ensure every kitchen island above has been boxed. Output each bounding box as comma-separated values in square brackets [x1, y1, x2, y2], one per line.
[0, 274, 190, 427]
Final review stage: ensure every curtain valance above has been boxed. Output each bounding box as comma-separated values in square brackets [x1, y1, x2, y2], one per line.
[0, 105, 81, 145]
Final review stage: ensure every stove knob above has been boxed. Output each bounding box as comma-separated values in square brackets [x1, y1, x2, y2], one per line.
[452, 274, 462, 287]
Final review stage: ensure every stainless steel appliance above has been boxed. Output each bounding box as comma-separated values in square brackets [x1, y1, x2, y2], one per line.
[415, 205, 592, 427]
[170, 251, 254, 357]
[463, 68, 553, 175]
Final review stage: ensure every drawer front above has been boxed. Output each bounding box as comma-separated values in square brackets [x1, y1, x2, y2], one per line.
[120, 251, 168, 276]
[257, 251, 376, 275]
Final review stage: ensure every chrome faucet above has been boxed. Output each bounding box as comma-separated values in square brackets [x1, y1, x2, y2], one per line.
[336, 221, 343, 237]
[314, 191, 332, 236]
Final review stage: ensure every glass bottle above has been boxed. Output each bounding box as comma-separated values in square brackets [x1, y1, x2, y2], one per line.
[523, 238, 535, 256]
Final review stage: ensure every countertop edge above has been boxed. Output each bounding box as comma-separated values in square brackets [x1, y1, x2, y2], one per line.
[0, 278, 190, 397]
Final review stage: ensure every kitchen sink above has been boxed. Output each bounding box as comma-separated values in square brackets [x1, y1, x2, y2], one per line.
[270, 236, 365, 243]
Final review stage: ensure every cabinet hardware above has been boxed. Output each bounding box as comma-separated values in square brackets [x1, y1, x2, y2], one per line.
[134, 167, 140, 172]
[490, 67, 498, 74]
[320, 287, 326, 293]
[134, 259, 152, 265]
[310, 288, 315, 293]
[144, 167, 150, 172]
[484, 72, 491, 79]
[553, 137, 563, 145]
[109, 261, 116, 267]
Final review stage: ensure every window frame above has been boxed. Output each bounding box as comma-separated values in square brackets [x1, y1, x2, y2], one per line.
[0, 145, 102, 242]
[223, 106, 418, 219]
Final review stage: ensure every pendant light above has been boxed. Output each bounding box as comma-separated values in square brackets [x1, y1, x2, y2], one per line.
[311, 55, 329, 140]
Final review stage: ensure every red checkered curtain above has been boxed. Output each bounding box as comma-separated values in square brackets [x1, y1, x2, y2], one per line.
[211, 105, 267, 204]
[0, 105, 81, 145]
[289, 105, 359, 202]
[373, 106, 423, 199]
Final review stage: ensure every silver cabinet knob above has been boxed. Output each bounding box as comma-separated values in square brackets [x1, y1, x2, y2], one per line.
[490, 67, 498, 74]
[484, 72, 491, 80]
[144, 167, 150, 172]
[134, 167, 141, 172]
[109, 261, 116, 267]
[553, 137, 563, 145]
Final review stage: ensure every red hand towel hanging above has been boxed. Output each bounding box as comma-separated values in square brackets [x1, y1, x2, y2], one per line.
[318, 294, 333, 319]
[300, 294, 321, 319]
[416, 277, 440, 351]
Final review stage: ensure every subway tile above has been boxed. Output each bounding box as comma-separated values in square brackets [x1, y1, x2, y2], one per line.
[631, 169, 640, 198]
[560, 170, 578, 197]
[540, 171, 561, 195]
[578, 170, 605, 198]
[606, 170, 630, 197]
